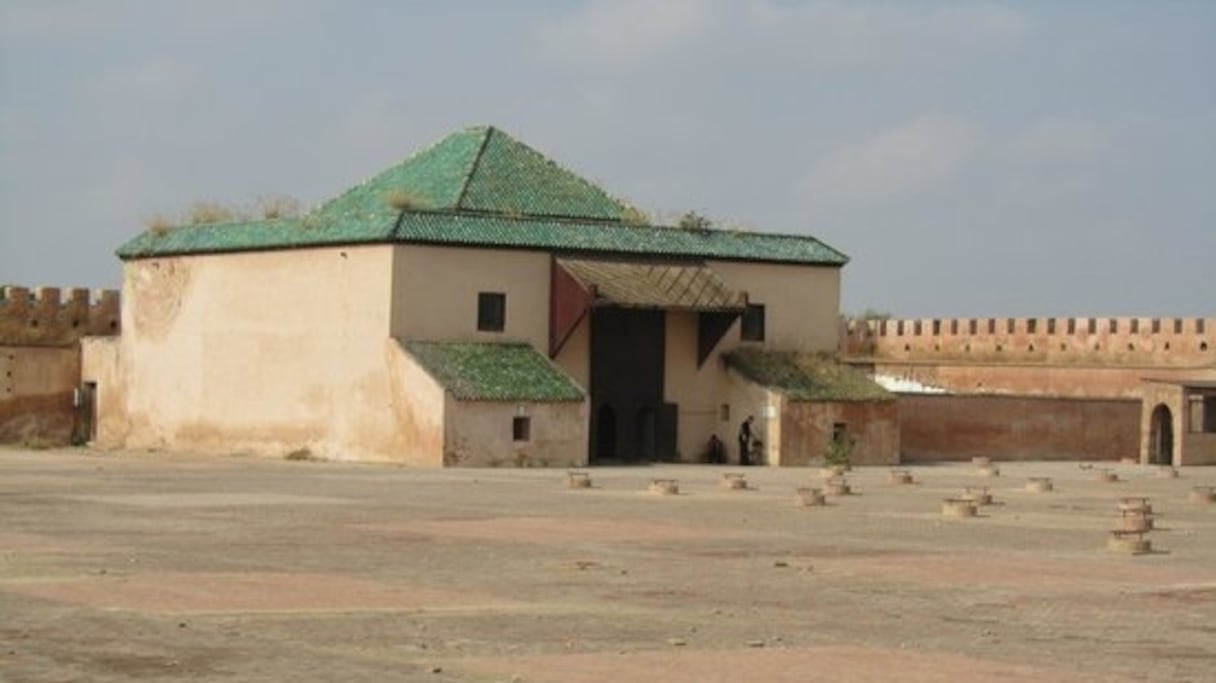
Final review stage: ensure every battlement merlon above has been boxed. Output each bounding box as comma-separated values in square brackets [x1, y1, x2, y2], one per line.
[1, 285, 122, 344]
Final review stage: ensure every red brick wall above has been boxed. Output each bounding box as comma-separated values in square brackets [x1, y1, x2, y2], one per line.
[898, 394, 1140, 462]
[780, 400, 899, 466]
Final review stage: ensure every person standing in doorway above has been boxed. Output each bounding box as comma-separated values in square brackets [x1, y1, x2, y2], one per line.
[737, 415, 755, 466]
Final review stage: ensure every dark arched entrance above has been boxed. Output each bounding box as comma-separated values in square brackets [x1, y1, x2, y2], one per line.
[596, 404, 617, 460]
[1149, 404, 1173, 466]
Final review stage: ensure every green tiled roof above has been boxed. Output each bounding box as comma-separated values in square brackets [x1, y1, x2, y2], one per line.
[725, 349, 894, 402]
[116, 125, 849, 266]
[401, 340, 585, 402]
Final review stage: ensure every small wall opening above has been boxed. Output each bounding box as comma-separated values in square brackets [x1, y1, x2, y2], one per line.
[1149, 404, 1173, 466]
[512, 416, 531, 442]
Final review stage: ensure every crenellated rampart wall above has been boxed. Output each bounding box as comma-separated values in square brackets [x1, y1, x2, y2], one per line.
[1, 285, 121, 445]
[0, 285, 120, 347]
[841, 316, 1214, 367]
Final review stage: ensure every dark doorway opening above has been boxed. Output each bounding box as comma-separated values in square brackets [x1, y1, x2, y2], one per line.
[590, 308, 675, 462]
[1149, 403, 1173, 465]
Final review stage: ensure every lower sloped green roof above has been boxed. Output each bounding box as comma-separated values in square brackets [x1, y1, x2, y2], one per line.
[401, 340, 585, 402]
[725, 349, 894, 402]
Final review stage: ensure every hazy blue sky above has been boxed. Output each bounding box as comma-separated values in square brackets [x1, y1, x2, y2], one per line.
[2, 1, 1213, 317]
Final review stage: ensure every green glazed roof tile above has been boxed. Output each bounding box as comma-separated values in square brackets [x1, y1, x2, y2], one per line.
[401, 340, 586, 402]
[725, 349, 894, 402]
[116, 125, 849, 266]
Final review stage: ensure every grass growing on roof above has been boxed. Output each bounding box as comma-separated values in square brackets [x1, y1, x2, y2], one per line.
[725, 348, 893, 402]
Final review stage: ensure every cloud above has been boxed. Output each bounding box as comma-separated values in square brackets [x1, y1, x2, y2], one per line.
[1003, 119, 1107, 166]
[800, 115, 985, 206]
[534, 0, 1029, 73]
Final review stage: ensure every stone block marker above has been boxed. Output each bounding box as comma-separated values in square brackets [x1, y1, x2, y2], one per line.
[721, 472, 749, 490]
[1026, 477, 1053, 493]
[1108, 530, 1151, 555]
[795, 487, 826, 507]
[819, 464, 848, 479]
[825, 477, 852, 496]
[1096, 469, 1119, 483]
[649, 479, 679, 495]
[962, 486, 993, 506]
[978, 464, 1000, 478]
[1190, 486, 1215, 504]
[941, 498, 978, 518]
[971, 457, 991, 467]
[567, 470, 592, 489]
[888, 469, 915, 485]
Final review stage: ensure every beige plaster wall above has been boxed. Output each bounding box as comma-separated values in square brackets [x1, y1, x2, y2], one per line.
[385, 340, 446, 467]
[709, 261, 840, 352]
[664, 311, 732, 461]
[720, 367, 781, 466]
[1139, 382, 1182, 466]
[80, 337, 125, 446]
[391, 245, 549, 349]
[443, 399, 587, 468]
[109, 245, 408, 461]
[554, 314, 590, 390]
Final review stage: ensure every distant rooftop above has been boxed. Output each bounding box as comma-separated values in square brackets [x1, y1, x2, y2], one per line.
[400, 340, 585, 402]
[117, 126, 848, 266]
[725, 349, 894, 402]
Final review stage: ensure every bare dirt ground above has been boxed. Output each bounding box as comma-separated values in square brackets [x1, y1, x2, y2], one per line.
[2, 447, 1213, 682]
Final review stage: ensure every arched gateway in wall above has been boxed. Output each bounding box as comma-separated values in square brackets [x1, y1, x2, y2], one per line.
[1149, 404, 1173, 466]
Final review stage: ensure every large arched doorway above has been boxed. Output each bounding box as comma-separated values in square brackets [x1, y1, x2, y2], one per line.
[1149, 404, 1173, 466]
[596, 404, 617, 461]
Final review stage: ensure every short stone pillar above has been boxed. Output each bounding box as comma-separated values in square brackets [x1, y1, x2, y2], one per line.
[1156, 466, 1180, 479]
[1025, 477, 1053, 493]
[824, 477, 852, 496]
[962, 486, 993, 506]
[1096, 468, 1119, 483]
[1190, 486, 1216, 504]
[888, 469, 915, 485]
[819, 464, 848, 479]
[721, 472, 748, 490]
[971, 456, 991, 466]
[941, 498, 977, 518]
[978, 464, 1000, 478]
[567, 470, 592, 489]
[795, 487, 826, 507]
[1107, 530, 1151, 555]
[649, 479, 679, 495]
[1117, 510, 1154, 533]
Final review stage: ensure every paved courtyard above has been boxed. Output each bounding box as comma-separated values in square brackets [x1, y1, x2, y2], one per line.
[2, 447, 1214, 682]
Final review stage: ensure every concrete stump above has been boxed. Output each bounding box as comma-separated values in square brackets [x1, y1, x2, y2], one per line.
[721, 473, 748, 490]
[971, 456, 991, 466]
[1190, 486, 1216, 504]
[888, 469, 915, 485]
[1026, 477, 1053, 493]
[649, 479, 679, 495]
[1156, 466, 1180, 479]
[795, 487, 826, 507]
[1096, 469, 1119, 483]
[825, 478, 852, 496]
[1117, 511, 1154, 533]
[978, 464, 1000, 478]
[567, 471, 592, 489]
[1107, 531, 1151, 555]
[962, 486, 993, 506]
[1117, 497, 1152, 514]
[942, 498, 978, 518]
[819, 464, 848, 479]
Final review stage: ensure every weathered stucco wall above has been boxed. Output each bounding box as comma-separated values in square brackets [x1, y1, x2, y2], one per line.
[710, 260, 840, 352]
[900, 394, 1140, 462]
[80, 337, 124, 446]
[870, 362, 1213, 400]
[780, 400, 899, 467]
[0, 346, 80, 443]
[553, 314, 590, 390]
[664, 310, 731, 462]
[104, 245, 406, 461]
[443, 399, 587, 468]
[1138, 381, 1216, 466]
[391, 245, 550, 350]
[385, 340, 446, 467]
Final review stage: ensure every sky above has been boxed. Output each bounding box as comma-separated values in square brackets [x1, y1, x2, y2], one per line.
[1, 0, 1213, 317]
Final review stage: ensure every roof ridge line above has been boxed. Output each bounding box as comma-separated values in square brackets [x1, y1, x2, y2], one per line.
[454, 126, 494, 210]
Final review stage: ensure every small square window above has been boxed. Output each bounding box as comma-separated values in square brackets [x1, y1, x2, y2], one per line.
[741, 304, 765, 341]
[477, 292, 505, 332]
[512, 416, 531, 442]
